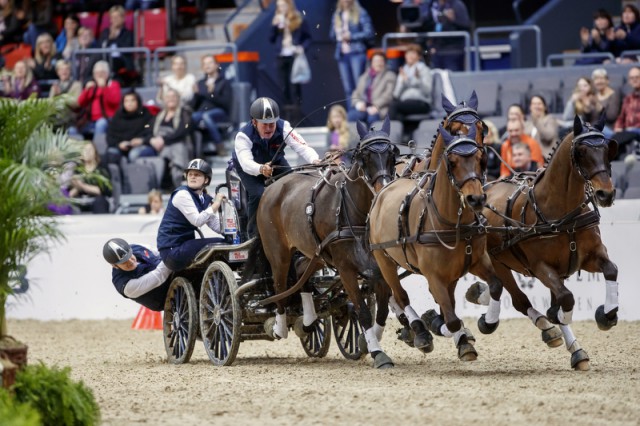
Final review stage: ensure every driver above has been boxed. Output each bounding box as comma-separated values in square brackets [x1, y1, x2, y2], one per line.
[157, 158, 226, 271]
[232, 97, 321, 237]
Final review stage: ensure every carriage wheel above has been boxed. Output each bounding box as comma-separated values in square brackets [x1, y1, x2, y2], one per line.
[163, 277, 198, 364]
[300, 315, 332, 358]
[331, 290, 376, 361]
[199, 261, 242, 366]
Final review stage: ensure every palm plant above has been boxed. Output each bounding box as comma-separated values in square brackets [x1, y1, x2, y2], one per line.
[0, 97, 83, 339]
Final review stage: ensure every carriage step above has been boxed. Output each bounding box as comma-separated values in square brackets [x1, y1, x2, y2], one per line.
[240, 333, 273, 341]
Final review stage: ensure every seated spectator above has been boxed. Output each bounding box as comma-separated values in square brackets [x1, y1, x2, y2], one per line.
[591, 68, 620, 137]
[157, 55, 196, 105]
[482, 119, 502, 181]
[423, 0, 471, 71]
[499, 103, 526, 140]
[577, 9, 615, 65]
[55, 14, 80, 61]
[106, 90, 154, 164]
[612, 4, 640, 63]
[28, 32, 60, 93]
[1, 59, 39, 99]
[348, 51, 396, 125]
[49, 59, 82, 128]
[500, 118, 544, 178]
[325, 104, 353, 161]
[146, 88, 192, 189]
[525, 94, 559, 158]
[191, 55, 232, 156]
[509, 142, 538, 176]
[0, 0, 28, 46]
[99, 5, 134, 74]
[74, 60, 122, 143]
[138, 189, 164, 215]
[75, 26, 100, 85]
[562, 76, 603, 131]
[66, 141, 111, 214]
[389, 43, 432, 139]
[612, 66, 640, 159]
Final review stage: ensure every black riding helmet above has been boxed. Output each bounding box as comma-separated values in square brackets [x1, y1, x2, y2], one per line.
[103, 238, 133, 265]
[184, 158, 212, 186]
[250, 97, 279, 124]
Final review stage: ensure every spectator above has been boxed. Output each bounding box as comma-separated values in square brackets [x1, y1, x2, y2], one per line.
[483, 119, 502, 181]
[99, 5, 134, 74]
[49, 59, 82, 129]
[106, 90, 154, 164]
[348, 51, 396, 125]
[389, 43, 432, 139]
[146, 88, 192, 189]
[325, 104, 352, 160]
[1, 59, 39, 99]
[28, 32, 59, 93]
[55, 14, 80, 61]
[75, 26, 100, 85]
[270, 0, 312, 111]
[74, 60, 122, 143]
[499, 104, 527, 140]
[191, 55, 232, 157]
[612, 66, 640, 159]
[66, 141, 111, 214]
[612, 4, 640, 63]
[156, 55, 196, 105]
[0, 0, 28, 46]
[424, 0, 471, 71]
[510, 142, 538, 176]
[577, 9, 615, 65]
[329, 0, 374, 107]
[22, 0, 56, 50]
[562, 77, 603, 128]
[525, 94, 559, 158]
[591, 68, 620, 136]
[138, 189, 164, 215]
[500, 118, 544, 178]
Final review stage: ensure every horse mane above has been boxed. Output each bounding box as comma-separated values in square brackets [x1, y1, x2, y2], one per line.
[545, 138, 563, 165]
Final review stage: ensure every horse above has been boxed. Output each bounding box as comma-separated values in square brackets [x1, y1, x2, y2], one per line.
[466, 115, 618, 370]
[368, 109, 505, 361]
[248, 117, 409, 369]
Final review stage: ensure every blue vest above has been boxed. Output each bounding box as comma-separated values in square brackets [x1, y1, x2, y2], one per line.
[157, 186, 213, 251]
[232, 120, 288, 172]
[112, 245, 170, 311]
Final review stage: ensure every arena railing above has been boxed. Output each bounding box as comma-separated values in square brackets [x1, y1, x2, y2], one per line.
[545, 52, 615, 67]
[620, 50, 640, 61]
[473, 25, 542, 70]
[151, 43, 240, 84]
[70, 46, 153, 86]
[381, 31, 472, 72]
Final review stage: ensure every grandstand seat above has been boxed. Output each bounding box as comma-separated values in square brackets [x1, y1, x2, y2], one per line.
[122, 161, 157, 194]
[412, 119, 440, 151]
[1, 43, 32, 70]
[529, 76, 563, 113]
[499, 79, 530, 115]
[78, 11, 100, 38]
[107, 163, 122, 213]
[371, 119, 403, 145]
[135, 157, 165, 189]
[473, 79, 499, 117]
[98, 10, 135, 34]
[137, 8, 168, 52]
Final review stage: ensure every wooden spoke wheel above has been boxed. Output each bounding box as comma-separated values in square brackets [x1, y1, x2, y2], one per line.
[199, 261, 242, 366]
[332, 290, 376, 361]
[163, 277, 198, 364]
[300, 315, 332, 358]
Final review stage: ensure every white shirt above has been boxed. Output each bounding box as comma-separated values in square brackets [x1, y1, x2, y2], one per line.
[123, 247, 172, 299]
[234, 120, 320, 176]
[171, 189, 222, 234]
[161, 73, 197, 103]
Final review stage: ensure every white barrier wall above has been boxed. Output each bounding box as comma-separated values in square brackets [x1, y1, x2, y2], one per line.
[7, 200, 640, 321]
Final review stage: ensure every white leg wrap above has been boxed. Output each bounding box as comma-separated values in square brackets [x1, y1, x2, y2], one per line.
[605, 280, 619, 314]
[477, 285, 491, 306]
[527, 308, 553, 330]
[453, 328, 467, 347]
[440, 324, 454, 338]
[364, 327, 382, 353]
[403, 305, 420, 324]
[300, 292, 317, 326]
[560, 325, 579, 352]
[558, 308, 573, 325]
[388, 296, 404, 317]
[484, 298, 501, 324]
[373, 323, 385, 342]
[274, 312, 288, 339]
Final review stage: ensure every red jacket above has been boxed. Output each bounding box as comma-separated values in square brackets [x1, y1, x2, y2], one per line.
[500, 134, 544, 178]
[77, 80, 121, 121]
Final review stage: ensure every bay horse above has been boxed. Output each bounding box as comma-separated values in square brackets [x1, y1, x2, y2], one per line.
[466, 115, 618, 370]
[251, 117, 417, 369]
[368, 114, 506, 361]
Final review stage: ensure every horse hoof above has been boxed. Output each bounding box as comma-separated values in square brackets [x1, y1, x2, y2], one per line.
[465, 281, 489, 305]
[396, 326, 415, 347]
[541, 326, 563, 348]
[478, 314, 499, 334]
[358, 333, 368, 354]
[546, 305, 560, 325]
[458, 343, 478, 361]
[571, 349, 590, 371]
[414, 330, 434, 354]
[293, 317, 308, 338]
[595, 305, 618, 331]
[263, 317, 279, 340]
[373, 352, 394, 369]
[421, 310, 444, 336]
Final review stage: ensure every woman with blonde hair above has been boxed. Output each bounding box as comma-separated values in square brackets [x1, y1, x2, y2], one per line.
[29, 32, 59, 91]
[483, 119, 502, 181]
[270, 0, 311, 108]
[591, 68, 620, 136]
[1, 59, 39, 99]
[326, 104, 351, 152]
[562, 76, 603, 126]
[329, 0, 374, 106]
[156, 55, 196, 105]
[139, 189, 164, 215]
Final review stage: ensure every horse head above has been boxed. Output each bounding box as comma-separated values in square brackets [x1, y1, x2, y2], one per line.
[570, 114, 617, 206]
[438, 122, 487, 211]
[354, 116, 399, 192]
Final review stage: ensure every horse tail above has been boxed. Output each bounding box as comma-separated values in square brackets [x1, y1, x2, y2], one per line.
[242, 236, 271, 281]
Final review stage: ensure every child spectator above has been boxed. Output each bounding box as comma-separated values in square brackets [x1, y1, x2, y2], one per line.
[1, 59, 39, 99]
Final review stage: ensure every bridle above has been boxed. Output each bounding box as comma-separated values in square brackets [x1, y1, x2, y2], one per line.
[570, 129, 614, 183]
[353, 138, 398, 193]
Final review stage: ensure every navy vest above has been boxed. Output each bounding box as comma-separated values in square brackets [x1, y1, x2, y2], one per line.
[232, 120, 288, 172]
[157, 186, 213, 251]
[112, 245, 170, 311]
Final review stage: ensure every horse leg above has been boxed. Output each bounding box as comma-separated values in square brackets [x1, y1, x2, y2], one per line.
[469, 253, 504, 334]
[582, 246, 619, 331]
[388, 294, 415, 347]
[263, 251, 294, 340]
[294, 279, 319, 338]
[559, 324, 590, 371]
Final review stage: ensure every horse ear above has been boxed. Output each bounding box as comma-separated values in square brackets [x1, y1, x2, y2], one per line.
[468, 90, 478, 110]
[381, 115, 391, 136]
[594, 110, 606, 132]
[438, 123, 454, 145]
[573, 115, 583, 136]
[356, 120, 368, 139]
[442, 93, 456, 115]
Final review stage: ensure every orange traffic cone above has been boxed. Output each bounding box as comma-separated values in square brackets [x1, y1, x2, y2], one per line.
[131, 306, 163, 330]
